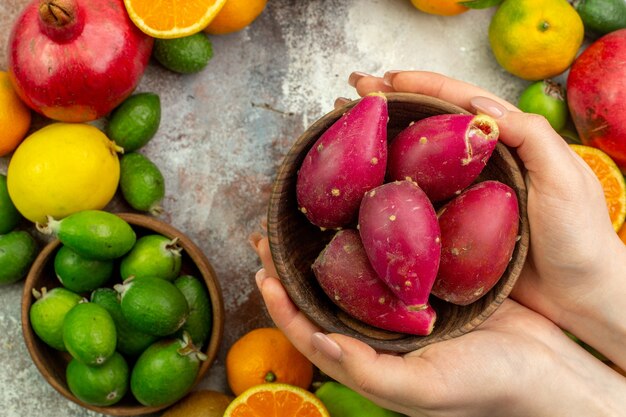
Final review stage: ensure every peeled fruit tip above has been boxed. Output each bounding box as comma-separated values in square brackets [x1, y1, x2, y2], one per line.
[35, 215, 60, 236]
[470, 114, 499, 141]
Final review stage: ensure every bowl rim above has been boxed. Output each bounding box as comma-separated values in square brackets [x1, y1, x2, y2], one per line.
[21, 212, 225, 416]
[267, 92, 530, 352]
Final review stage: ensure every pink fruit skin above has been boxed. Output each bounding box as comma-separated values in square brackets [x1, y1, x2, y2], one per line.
[387, 114, 499, 202]
[296, 94, 388, 229]
[312, 229, 436, 336]
[8, 0, 154, 122]
[358, 180, 441, 309]
[431, 180, 519, 306]
[567, 29, 626, 172]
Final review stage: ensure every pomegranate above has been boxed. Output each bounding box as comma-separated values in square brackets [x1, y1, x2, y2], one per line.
[567, 29, 626, 172]
[8, 0, 154, 122]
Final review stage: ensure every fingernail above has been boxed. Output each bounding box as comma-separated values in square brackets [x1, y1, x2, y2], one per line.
[383, 70, 401, 87]
[470, 96, 508, 119]
[334, 97, 351, 108]
[248, 232, 263, 251]
[255, 268, 268, 289]
[348, 71, 371, 87]
[312, 332, 342, 361]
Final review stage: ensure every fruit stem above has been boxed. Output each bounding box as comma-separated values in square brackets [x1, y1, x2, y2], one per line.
[35, 215, 60, 236]
[264, 371, 277, 383]
[38, 0, 84, 43]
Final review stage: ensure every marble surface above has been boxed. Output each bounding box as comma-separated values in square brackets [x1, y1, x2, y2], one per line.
[0, 1, 527, 416]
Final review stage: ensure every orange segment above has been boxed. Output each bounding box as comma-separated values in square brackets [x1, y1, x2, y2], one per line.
[224, 383, 330, 417]
[123, 0, 227, 39]
[570, 144, 626, 231]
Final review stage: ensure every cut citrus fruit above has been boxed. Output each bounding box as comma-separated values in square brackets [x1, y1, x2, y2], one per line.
[123, 0, 227, 39]
[570, 144, 626, 231]
[223, 383, 330, 417]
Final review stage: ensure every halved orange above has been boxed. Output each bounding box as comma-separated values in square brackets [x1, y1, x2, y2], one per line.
[123, 0, 228, 39]
[570, 144, 626, 231]
[223, 383, 330, 417]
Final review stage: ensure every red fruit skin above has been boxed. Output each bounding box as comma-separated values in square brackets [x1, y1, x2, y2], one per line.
[388, 114, 499, 202]
[567, 29, 626, 172]
[312, 229, 436, 336]
[431, 181, 519, 306]
[8, 0, 154, 122]
[296, 94, 388, 229]
[358, 180, 441, 309]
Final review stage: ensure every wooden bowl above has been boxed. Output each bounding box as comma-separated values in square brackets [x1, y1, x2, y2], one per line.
[268, 92, 530, 353]
[21, 213, 225, 416]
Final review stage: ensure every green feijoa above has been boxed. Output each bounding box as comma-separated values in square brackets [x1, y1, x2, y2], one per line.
[120, 153, 165, 215]
[106, 93, 161, 153]
[0, 174, 21, 234]
[29, 287, 83, 351]
[573, 0, 626, 36]
[54, 245, 114, 293]
[315, 381, 406, 417]
[116, 277, 189, 337]
[130, 335, 205, 407]
[0, 230, 38, 285]
[517, 79, 568, 132]
[120, 234, 182, 281]
[174, 275, 212, 348]
[37, 210, 136, 260]
[63, 302, 117, 365]
[66, 352, 129, 406]
[91, 288, 158, 358]
[153, 33, 213, 74]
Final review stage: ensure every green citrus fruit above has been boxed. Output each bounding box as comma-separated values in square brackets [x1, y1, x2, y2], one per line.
[63, 302, 117, 365]
[517, 79, 569, 132]
[153, 33, 213, 74]
[29, 287, 82, 351]
[54, 246, 114, 293]
[120, 234, 182, 281]
[106, 93, 161, 153]
[573, 0, 626, 36]
[130, 336, 204, 407]
[0, 174, 21, 234]
[38, 210, 136, 261]
[119, 153, 165, 214]
[117, 277, 189, 337]
[0, 230, 37, 285]
[66, 352, 129, 406]
[174, 275, 212, 348]
[90, 288, 157, 358]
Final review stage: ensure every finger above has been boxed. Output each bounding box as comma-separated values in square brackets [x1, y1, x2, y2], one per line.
[353, 76, 394, 97]
[384, 70, 518, 112]
[251, 235, 279, 277]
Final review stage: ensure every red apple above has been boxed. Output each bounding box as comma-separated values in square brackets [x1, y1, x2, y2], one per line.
[567, 29, 626, 171]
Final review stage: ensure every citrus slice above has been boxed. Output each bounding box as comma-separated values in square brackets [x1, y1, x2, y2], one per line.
[570, 144, 626, 231]
[123, 0, 227, 39]
[223, 383, 330, 417]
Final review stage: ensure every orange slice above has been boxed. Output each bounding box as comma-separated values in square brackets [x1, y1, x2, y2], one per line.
[570, 144, 626, 231]
[223, 383, 330, 417]
[123, 0, 228, 39]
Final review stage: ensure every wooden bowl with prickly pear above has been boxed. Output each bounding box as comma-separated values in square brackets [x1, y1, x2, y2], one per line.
[268, 92, 529, 353]
[21, 212, 225, 415]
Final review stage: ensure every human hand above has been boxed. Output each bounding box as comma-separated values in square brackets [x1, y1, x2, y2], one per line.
[250, 234, 626, 417]
[345, 71, 626, 369]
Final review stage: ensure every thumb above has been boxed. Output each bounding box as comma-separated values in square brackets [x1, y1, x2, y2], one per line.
[470, 96, 592, 189]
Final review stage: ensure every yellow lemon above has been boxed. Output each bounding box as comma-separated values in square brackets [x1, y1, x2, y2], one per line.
[204, 0, 267, 35]
[409, 0, 468, 16]
[489, 0, 584, 81]
[7, 123, 121, 224]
